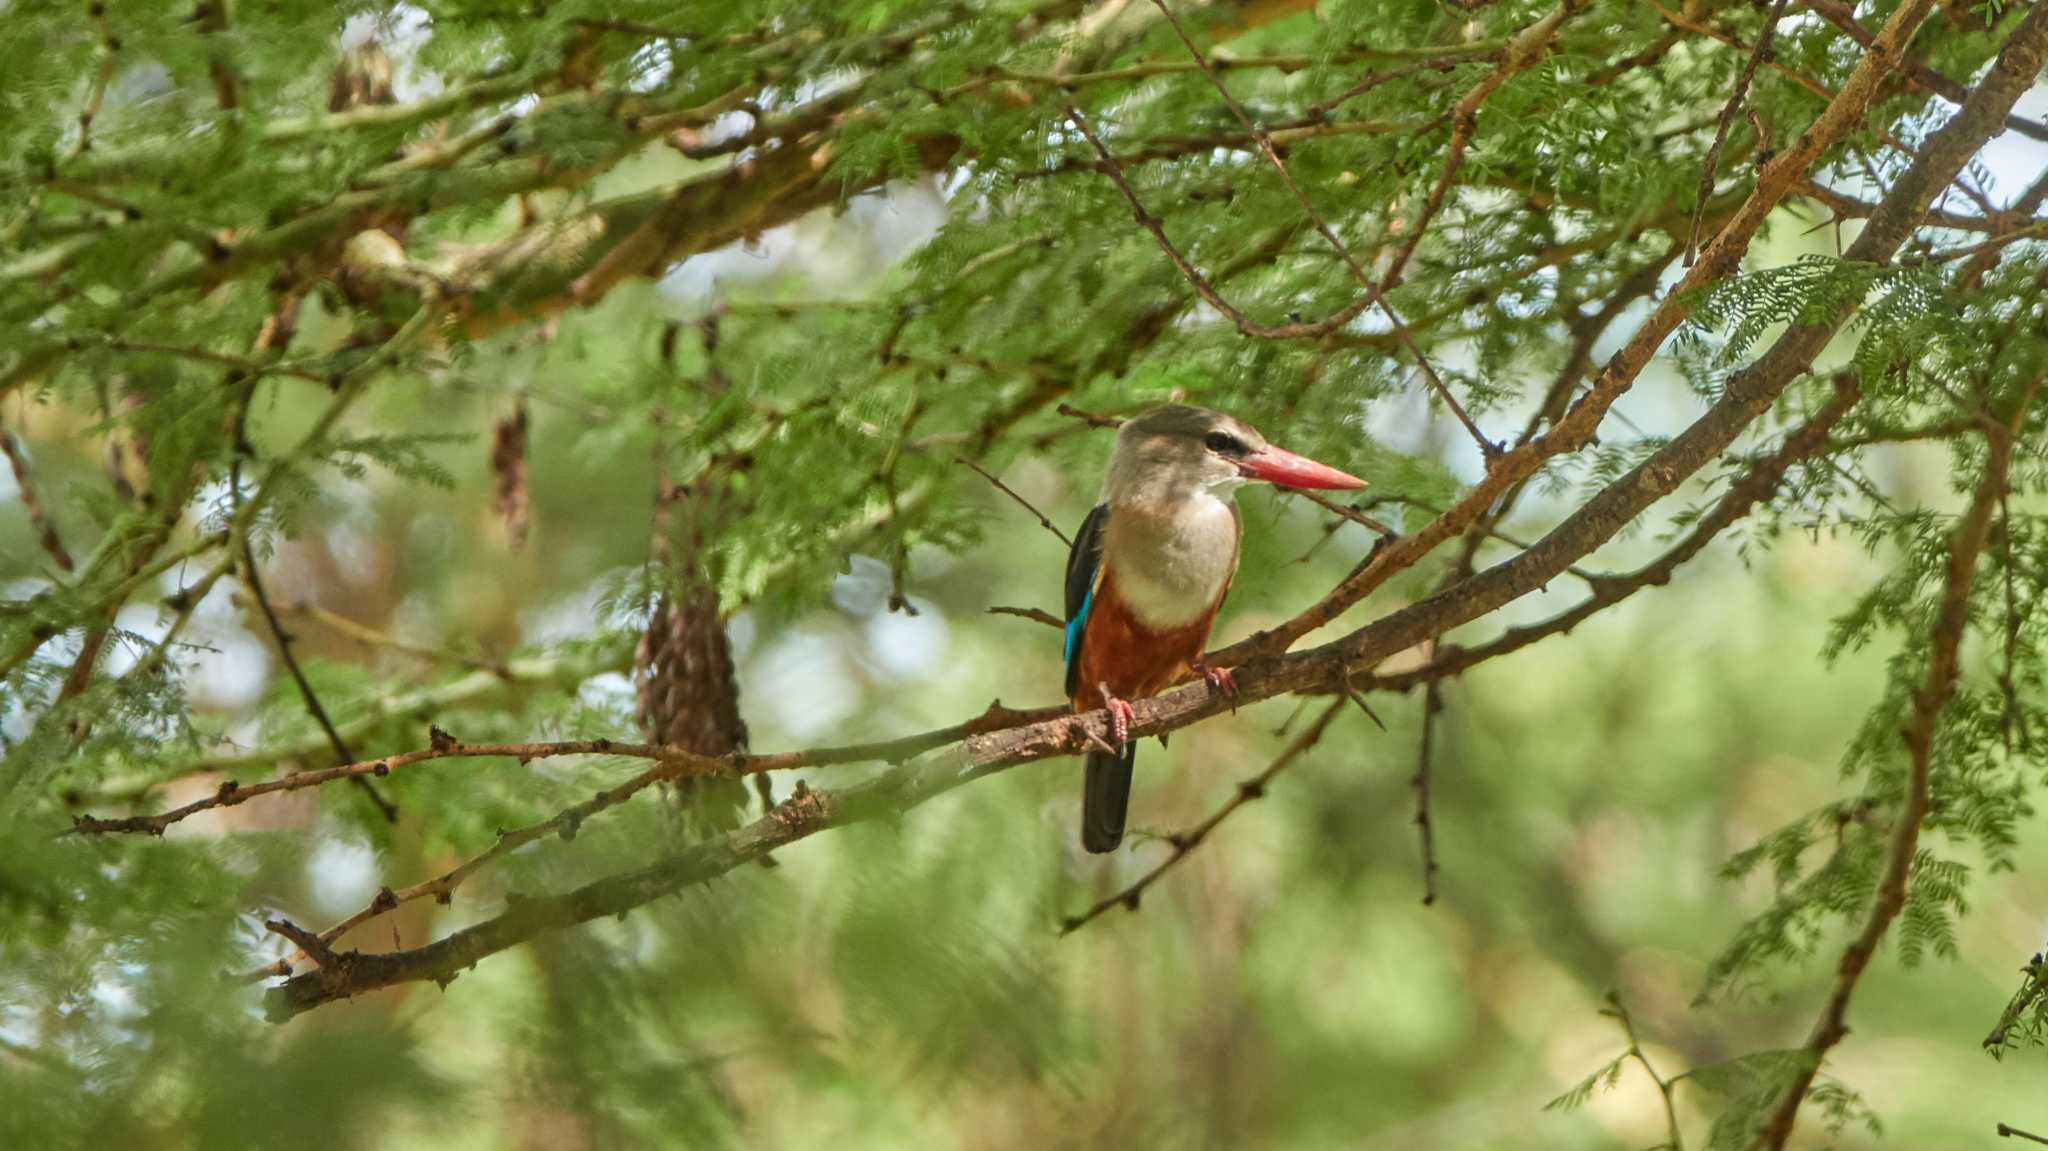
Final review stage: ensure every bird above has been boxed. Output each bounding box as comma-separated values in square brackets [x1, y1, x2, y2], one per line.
[1063, 404, 1367, 853]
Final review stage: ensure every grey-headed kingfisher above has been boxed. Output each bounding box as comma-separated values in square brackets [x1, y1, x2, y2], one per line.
[1063, 405, 1367, 853]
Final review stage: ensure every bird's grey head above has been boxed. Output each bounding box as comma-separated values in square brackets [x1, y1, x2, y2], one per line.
[1106, 405, 1267, 499]
[1103, 404, 1365, 505]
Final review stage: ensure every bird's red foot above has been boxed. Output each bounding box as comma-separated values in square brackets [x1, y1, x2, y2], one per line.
[1190, 659, 1237, 697]
[1097, 684, 1136, 747]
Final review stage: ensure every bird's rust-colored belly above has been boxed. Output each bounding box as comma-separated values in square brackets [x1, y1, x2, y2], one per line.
[1070, 570, 1216, 710]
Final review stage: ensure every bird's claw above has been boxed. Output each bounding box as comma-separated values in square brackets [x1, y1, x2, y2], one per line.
[1191, 659, 1237, 698]
[1097, 684, 1136, 748]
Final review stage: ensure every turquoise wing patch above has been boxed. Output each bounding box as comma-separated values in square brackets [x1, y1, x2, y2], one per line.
[1062, 504, 1109, 699]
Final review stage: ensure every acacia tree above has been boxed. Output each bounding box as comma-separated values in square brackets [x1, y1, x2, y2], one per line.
[4, 0, 2048, 1146]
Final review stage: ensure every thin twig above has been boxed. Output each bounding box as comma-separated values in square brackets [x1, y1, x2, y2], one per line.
[1899, 222, 2048, 268]
[1306, 55, 1486, 120]
[243, 722, 757, 980]
[947, 45, 1495, 100]
[1065, 102, 1311, 337]
[1604, 993, 1686, 1151]
[2002, 1124, 2048, 1146]
[1061, 698, 1348, 934]
[1379, 493, 1609, 584]
[1794, 177, 1999, 233]
[67, 335, 330, 381]
[1688, 0, 1789, 265]
[1289, 488, 1397, 537]
[957, 456, 1071, 545]
[43, 182, 229, 261]
[1025, 116, 1416, 180]
[274, 599, 509, 676]
[240, 538, 400, 823]
[72, 697, 1071, 837]
[1054, 402, 1125, 429]
[988, 605, 1063, 628]
[1381, 302, 1502, 457]
[1, 427, 74, 572]
[1414, 674, 1442, 905]
[1374, 0, 1584, 297]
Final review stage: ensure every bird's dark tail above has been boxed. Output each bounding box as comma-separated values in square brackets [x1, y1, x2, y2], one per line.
[1082, 742, 1137, 853]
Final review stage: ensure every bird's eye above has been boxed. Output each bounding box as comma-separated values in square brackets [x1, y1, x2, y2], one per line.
[1204, 431, 1245, 456]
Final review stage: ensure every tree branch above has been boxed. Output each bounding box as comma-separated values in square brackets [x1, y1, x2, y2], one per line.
[1213, 0, 1942, 666]
[1804, 0, 2048, 145]
[987, 605, 1063, 628]
[1390, 374, 1861, 690]
[1749, 374, 2041, 1148]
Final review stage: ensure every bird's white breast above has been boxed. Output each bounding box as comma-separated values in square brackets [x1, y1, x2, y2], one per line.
[1104, 491, 1239, 630]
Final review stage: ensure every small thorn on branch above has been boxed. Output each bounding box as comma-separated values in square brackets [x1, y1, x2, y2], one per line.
[1078, 722, 1122, 758]
[1340, 673, 1388, 731]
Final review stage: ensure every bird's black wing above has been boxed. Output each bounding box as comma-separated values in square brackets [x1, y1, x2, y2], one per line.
[1062, 503, 1109, 700]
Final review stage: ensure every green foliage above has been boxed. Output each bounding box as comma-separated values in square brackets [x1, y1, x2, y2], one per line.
[1542, 1051, 1630, 1113]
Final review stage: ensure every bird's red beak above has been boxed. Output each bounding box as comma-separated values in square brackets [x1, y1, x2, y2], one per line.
[1237, 445, 1368, 491]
